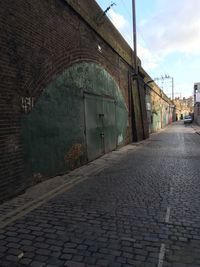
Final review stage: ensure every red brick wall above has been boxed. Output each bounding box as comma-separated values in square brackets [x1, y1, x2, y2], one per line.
[0, 0, 133, 202]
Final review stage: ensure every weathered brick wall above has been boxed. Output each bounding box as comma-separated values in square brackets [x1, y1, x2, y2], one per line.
[0, 0, 139, 202]
[148, 83, 173, 132]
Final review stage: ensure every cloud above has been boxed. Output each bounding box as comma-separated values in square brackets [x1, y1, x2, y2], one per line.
[107, 9, 133, 46]
[139, 0, 200, 56]
[137, 45, 161, 70]
[108, 9, 128, 32]
[107, 9, 160, 71]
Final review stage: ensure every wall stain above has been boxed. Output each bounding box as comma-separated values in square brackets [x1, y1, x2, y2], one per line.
[64, 143, 86, 170]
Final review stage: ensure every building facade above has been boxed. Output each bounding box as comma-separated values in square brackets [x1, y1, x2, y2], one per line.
[174, 96, 193, 121]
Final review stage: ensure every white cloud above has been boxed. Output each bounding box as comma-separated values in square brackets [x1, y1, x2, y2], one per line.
[107, 9, 133, 47]
[139, 0, 200, 56]
[108, 9, 128, 32]
[137, 45, 161, 70]
[107, 9, 160, 71]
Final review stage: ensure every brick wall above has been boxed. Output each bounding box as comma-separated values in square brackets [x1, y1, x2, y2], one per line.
[0, 0, 145, 202]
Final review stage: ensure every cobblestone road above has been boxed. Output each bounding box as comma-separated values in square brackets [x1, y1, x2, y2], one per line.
[1, 122, 200, 267]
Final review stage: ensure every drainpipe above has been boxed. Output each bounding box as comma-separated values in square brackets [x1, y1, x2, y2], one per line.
[128, 69, 137, 142]
[131, 0, 145, 140]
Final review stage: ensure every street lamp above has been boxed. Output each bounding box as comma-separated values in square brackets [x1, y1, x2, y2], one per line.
[132, 0, 137, 74]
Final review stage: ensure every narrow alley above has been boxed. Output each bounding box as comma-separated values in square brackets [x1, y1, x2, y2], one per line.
[1, 122, 200, 267]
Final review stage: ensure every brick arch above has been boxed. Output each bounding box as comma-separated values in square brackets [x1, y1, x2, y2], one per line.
[20, 47, 120, 109]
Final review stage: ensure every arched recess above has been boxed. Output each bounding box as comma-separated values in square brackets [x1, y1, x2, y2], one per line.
[22, 62, 129, 180]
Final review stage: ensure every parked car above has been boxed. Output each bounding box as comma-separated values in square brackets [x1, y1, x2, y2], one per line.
[184, 115, 192, 124]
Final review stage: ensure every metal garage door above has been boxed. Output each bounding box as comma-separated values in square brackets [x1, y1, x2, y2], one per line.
[84, 93, 117, 161]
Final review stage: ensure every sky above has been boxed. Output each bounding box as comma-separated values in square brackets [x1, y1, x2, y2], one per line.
[95, 0, 200, 99]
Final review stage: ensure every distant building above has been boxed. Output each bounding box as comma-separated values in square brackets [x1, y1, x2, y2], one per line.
[194, 82, 200, 125]
[174, 96, 193, 120]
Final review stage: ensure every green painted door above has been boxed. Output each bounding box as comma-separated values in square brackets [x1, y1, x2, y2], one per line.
[84, 93, 116, 161]
[103, 98, 117, 153]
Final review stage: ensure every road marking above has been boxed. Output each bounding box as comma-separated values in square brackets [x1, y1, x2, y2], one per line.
[0, 175, 89, 229]
[165, 207, 171, 223]
[0, 141, 144, 229]
[158, 243, 166, 267]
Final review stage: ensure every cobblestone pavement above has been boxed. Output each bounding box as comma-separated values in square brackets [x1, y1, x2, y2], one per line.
[1, 121, 200, 266]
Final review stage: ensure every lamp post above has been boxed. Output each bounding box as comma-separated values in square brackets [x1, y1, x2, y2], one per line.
[132, 0, 137, 74]
[131, 0, 148, 140]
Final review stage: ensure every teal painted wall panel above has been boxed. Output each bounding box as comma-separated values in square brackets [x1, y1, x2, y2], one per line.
[22, 83, 85, 177]
[22, 62, 128, 179]
[116, 105, 128, 145]
[151, 110, 161, 132]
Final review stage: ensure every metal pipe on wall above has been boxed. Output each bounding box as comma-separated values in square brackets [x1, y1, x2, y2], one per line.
[132, 0, 137, 74]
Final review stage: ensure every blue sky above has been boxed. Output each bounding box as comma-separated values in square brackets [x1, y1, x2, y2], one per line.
[96, 0, 200, 98]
